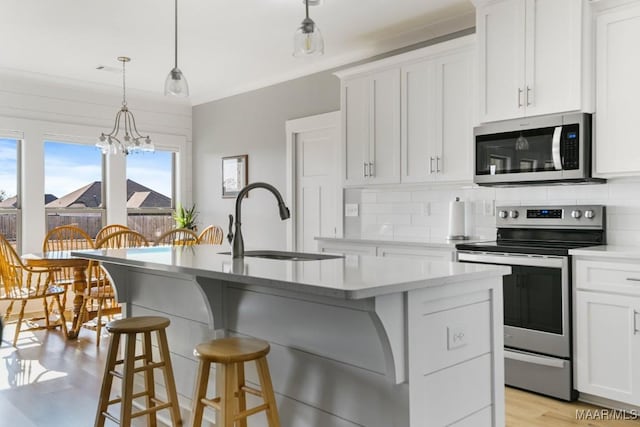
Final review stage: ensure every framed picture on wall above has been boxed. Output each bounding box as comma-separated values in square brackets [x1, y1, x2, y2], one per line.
[222, 154, 248, 198]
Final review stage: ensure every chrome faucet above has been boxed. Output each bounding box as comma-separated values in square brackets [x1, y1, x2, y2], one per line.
[227, 182, 290, 258]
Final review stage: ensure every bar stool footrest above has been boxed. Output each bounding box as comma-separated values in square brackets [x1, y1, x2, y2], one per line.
[235, 403, 269, 420]
[201, 397, 221, 411]
[131, 401, 173, 419]
[241, 384, 264, 398]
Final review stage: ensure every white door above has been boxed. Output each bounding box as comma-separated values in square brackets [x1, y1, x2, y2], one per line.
[477, 0, 526, 122]
[525, 0, 582, 117]
[576, 291, 640, 405]
[287, 112, 341, 252]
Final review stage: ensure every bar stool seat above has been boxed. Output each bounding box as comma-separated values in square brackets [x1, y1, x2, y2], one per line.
[95, 316, 182, 427]
[190, 337, 280, 427]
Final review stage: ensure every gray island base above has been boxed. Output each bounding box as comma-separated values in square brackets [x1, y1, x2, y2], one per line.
[72, 245, 510, 427]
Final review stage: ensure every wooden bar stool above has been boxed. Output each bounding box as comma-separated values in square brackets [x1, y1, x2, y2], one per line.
[190, 337, 280, 427]
[95, 316, 182, 427]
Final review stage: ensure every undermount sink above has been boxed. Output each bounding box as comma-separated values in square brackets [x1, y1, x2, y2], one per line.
[218, 250, 343, 261]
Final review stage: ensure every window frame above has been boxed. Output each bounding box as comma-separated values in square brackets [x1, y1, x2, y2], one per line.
[0, 137, 22, 252]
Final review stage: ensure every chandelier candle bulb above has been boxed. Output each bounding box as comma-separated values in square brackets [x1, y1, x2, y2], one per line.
[447, 197, 467, 240]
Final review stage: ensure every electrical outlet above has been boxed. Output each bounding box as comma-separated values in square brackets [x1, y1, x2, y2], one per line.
[483, 200, 495, 216]
[447, 325, 467, 350]
[345, 203, 359, 217]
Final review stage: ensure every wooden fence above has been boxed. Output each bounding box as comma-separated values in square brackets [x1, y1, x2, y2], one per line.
[0, 212, 176, 244]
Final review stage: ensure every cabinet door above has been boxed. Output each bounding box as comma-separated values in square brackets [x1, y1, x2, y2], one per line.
[436, 51, 474, 182]
[343, 77, 369, 185]
[401, 59, 438, 183]
[369, 69, 401, 184]
[524, 0, 582, 117]
[477, 0, 526, 123]
[576, 291, 640, 405]
[594, 3, 640, 175]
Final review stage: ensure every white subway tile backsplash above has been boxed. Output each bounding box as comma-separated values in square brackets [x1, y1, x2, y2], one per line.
[377, 191, 412, 203]
[345, 179, 640, 246]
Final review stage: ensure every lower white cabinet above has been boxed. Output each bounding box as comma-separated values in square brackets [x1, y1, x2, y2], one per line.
[316, 239, 454, 261]
[575, 257, 640, 405]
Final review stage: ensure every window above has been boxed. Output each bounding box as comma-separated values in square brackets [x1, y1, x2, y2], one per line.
[0, 138, 20, 250]
[126, 150, 175, 241]
[44, 141, 104, 238]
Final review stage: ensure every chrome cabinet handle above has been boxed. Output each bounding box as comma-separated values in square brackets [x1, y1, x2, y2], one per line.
[369, 162, 375, 177]
[429, 157, 435, 174]
[518, 88, 524, 108]
[526, 85, 533, 106]
[363, 162, 369, 178]
[627, 278, 640, 282]
[634, 310, 640, 335]
[436, 156, 441, 173]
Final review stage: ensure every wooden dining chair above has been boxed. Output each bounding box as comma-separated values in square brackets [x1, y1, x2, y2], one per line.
[95, 224, 130, 243]
[42, 225, 95, 308]
[0, 234, 68, 346]
[197, 225, 224, 245]
[83, 230, 149, 346]
[154, 228, 199, 246]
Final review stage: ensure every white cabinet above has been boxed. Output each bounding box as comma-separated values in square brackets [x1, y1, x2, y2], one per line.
[477, 0, 584, 122]
[594, 1, 640, 176]
[337, 35, 474, 186]
[316, 239, 454, 261]
[377, 245, 454, 262]
[401, 48, 474, 183]
[341, 69, 400, 186]
[575, 257, 640, 405]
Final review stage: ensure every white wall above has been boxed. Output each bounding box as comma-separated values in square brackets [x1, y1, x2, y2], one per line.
[0, 70, 192, 254]
[344, 179, 640, 245]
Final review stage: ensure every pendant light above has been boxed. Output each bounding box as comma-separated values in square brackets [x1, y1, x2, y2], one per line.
[164, 0, 189, 96]
[293, 0, 324, 57]
[97, 57, 154, 155]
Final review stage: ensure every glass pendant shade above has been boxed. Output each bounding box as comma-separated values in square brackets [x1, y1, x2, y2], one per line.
[164, 67, 189, 97]
[293, 18, 324, 57]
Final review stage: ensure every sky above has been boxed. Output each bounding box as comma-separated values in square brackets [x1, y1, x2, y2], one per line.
[0, 139, 172, 200]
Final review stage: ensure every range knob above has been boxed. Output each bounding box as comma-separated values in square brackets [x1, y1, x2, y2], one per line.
[498, 210, 508, 219]
[509, 210, 519, 219]
[585, 210, 595, 219]
[571, 210, 582, 219]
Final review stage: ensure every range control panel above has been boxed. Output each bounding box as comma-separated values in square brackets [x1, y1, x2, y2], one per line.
[496, 205, 605, 229]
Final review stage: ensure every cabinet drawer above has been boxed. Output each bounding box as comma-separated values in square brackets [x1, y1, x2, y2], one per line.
[411, 300, 491, 375]
[576, 259, 640, 295]
[377, 245, 453, 261]
[317, 243, 376, 256]
[410, 353, 493, 426]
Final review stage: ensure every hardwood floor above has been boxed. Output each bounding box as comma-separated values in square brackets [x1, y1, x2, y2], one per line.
[1, 324, 639, 426]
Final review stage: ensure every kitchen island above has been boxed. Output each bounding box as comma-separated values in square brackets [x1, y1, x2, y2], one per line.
[72, 245, 509, 427]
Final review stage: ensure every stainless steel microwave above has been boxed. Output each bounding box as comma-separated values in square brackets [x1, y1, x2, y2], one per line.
[474, 113, 603, 186]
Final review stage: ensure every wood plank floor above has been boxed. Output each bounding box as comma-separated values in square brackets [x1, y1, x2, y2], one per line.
[1, 324, 639, 426]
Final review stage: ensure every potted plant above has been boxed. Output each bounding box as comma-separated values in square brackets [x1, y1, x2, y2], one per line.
[173, 203, 198, 231]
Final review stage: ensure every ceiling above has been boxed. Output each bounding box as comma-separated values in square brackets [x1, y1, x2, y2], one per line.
[0, 0, 475, 105]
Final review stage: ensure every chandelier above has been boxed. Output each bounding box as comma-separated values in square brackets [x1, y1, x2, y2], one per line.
[97, 57, 154, 155]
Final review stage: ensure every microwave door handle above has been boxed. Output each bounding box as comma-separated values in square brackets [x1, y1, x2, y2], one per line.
[552, 126, 563, 170]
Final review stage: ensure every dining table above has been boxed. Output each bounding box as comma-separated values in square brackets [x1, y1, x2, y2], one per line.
[22, 251, 90, 339]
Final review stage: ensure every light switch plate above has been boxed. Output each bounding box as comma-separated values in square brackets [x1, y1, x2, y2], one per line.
[345, 203, 359, 217]
[447, 325, 467, 350]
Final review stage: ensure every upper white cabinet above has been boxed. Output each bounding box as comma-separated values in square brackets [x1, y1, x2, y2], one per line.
[401, 47, 474, 183]
[593, 1, 640, 176]
[477, 0, 586, 122]
[341, 69, 401, 186]
[336, 35, 475, 187]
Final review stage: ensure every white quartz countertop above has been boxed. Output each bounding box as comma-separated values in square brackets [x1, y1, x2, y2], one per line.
[569, 245, 640, 259]
[315, 236, 492, 249]
[71, 245, 509, 300]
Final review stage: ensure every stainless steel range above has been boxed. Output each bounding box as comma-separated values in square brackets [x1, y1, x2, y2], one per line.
[456, 205, 606, 401]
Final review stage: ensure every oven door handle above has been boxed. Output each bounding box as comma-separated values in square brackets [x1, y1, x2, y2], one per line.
[505, 350, 566, 369]
[457, 252, 564, 268]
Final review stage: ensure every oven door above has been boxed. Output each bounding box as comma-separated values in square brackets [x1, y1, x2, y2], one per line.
[457, 251, 570, 358]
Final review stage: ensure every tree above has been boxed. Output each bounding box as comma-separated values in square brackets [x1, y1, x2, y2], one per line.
[0, 189, 6, 202]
